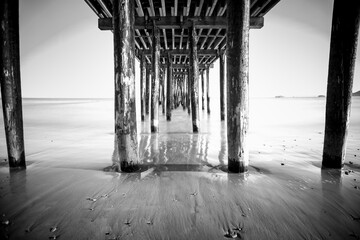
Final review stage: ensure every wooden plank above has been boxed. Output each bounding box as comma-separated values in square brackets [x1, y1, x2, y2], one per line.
[186, 0, 191, 16]
[163, 29, 168, 49]
[227, 0, 250, 173]
[189, 23, 200, 132]
[174, 0, 178, 16]
[97, 0, 112, 17]
[161, 0, 166, 16]
[208, 0, 219, 16]
[85, 0, 102, 17]
[172, 29, 175, 49]
[98, 16, 264, 30]
[207, 29, 222, 49]
[135, 0, 144, 16]
[179, 28, 184, 49]
[113, 0, 139, 172]
[151, 22, 160, 133]
[258, 0, 281, 17]
[322, 0, 360, 168]
[148, 0, 155, 16]
[251, 0, 271, 17]
[0, 0, 26, 169]
[136, 29, 148, 49]
[144, 29, 152, 46]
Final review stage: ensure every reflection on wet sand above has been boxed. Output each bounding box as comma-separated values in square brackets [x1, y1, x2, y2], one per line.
[0, 99, 360, 239]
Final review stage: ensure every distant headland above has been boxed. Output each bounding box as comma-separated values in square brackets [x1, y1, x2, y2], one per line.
[273, 91, 360, 98]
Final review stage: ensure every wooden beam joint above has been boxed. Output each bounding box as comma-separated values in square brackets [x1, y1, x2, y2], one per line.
[99, 16, 264, 30]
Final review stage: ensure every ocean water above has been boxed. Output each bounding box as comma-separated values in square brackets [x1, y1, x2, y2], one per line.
[0, 97, 359, 170]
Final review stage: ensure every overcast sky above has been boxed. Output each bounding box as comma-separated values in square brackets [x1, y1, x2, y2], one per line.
[18, 0, 360, 98]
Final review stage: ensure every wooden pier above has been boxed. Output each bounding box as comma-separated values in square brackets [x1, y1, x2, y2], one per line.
[1, 0, 359, 173]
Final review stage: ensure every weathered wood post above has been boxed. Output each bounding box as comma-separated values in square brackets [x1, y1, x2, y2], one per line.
[140, 53, 146, 121]
[183, 74, 188, 111]
[145, 64, 151, 115]
[151, 21, 160, 132]
[322, 0, 360, 168]
[187, 68, 191, 115]
[189, 23, 200, 132]
[219, 51, 225, 121]
[182, 76, 186, 110]
[113, 0, 139, 172]
[162, 68, 166, 115]
[227, 0, 250, 173]
[166, 54, 173, 121]
[201, 70, 205, 110]
[206, 67, 210, 114]
[174, 78, 177, 108]
[0, 0, 26, 169]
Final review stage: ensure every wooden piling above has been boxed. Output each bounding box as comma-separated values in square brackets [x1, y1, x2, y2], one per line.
[151, 22, 160, 133]
[187, 73, 191, 115]
[145, 64, 151, 115]
[182, 77, 186, 110]
[140, 53, 146, 121]
[162, 69, 166, 115]
[226, 0, 250, 173]
[174, 78, 178, 108]
[0, 0, 26, 169]
[113, 0, 139, 172]
[322, 0, 360, 168]
[201, 71, 205, 110]
[219, 51, 225, 121]
[166, 54, 173, 121]
[206, 67, 210, 114]
[189, 24, 200, 133]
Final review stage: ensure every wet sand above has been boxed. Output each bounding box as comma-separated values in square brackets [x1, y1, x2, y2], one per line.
[1, 98, 360, 239]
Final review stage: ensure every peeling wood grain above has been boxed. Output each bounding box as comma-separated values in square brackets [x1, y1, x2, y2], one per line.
[189, 24, 200, 133]
[166, 55, 173, 121]
[0, 0, 26, 169]
[323, 0, 360, 169]
[206, 67, 210, 114]
[201, 71, 205, 110]
[151, 22, 160, 133]
[145, 64, 151, 115]
[226, 0, 250, 173]
[113, 0, 139, 172]
[219, 52, 225, 121]
[140, 53, 146, 121]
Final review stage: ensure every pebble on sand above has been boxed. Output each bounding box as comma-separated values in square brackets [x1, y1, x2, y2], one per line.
[224, 229, 238, 238]
[1, 220, 10, 226]
[86, 197, 97, 202]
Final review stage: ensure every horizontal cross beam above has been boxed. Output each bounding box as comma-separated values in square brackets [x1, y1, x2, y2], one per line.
[160, 63, 211, 69]
[99, 16, 264, 30]
[140, 49, 218, 57]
